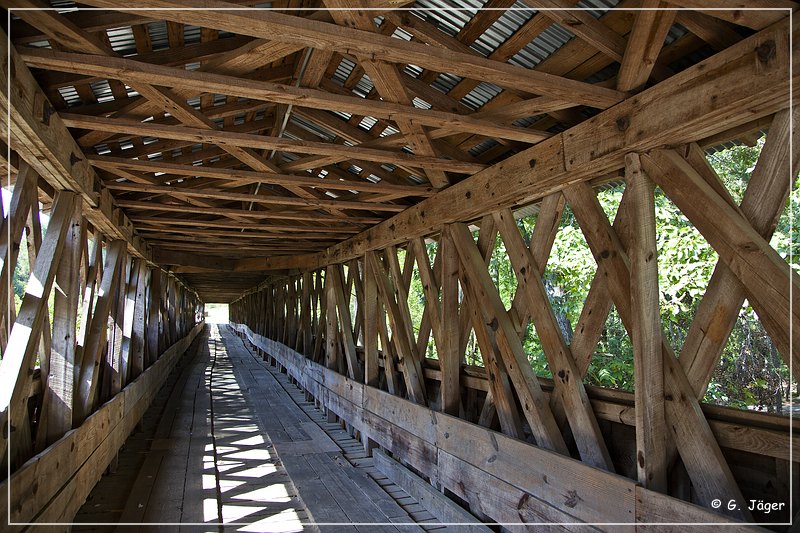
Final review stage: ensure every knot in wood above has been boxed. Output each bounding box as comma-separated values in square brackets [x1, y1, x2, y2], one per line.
[756, 40, 776, 64]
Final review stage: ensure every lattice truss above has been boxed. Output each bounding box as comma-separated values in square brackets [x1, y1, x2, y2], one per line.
[0, 0, 798, 528]
[229, 110, 799, 523]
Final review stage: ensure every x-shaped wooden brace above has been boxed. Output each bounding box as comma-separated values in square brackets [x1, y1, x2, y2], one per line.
[558, 113, 800, 519]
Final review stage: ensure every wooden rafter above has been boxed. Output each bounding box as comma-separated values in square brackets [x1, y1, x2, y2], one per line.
[60, 113, 486, 174]
[1, 29, 149, 258]
[21, 47, 552, 146]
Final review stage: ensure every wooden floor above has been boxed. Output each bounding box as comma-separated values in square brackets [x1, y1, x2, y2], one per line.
[73, 324, 452, 532]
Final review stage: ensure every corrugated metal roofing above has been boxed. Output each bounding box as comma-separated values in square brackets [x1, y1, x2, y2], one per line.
[107, 26, 137, 56]
[471, 2, 533, 57]
[332, 57, 357, 86]
[411, 0, 482, 37]
[509, 24, 574, 69]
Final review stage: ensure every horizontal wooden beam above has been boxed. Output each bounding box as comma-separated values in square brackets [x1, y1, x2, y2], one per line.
[153, 241, 328, 254]
[73, 0, 624, 108]
[153, 249, 237, 271]
[662, 0, 796, 30]
[267, 14, 794, 270]
[91, 155, 434, 195]
[115, 199, 385, 224]
[20, 47, 549, 145]
[137, 227, 354, 240]
[61, 113, 486, 174]
[130, 216, 363, 233]
[104, 182, 407, 212]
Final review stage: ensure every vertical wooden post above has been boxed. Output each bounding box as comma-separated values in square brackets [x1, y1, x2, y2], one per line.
[25, 188, 53, 395]
[439, 229, 461, 416]
[74, 240, 126, 424]
[109, 255, 130, 397]
[130, 261, 148, 378]
[39, 205, 83, 450]
[121, 258, 145, 383]
[628, 153, 668, 491]
[363, 251, 379, 387]
[331, 264, 364, 382]
[302, 271, 313, 355]
[147, 267, 161, 365]
[166, 275, 177, 347]
[325, 267, 339, 371]
[0, 191, 78, 466]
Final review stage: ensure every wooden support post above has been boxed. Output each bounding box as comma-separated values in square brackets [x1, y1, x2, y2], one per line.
[166, 275, 177, 347]
[367, 250, 427, 405]
[407, 240, 441, 362]
[74, 240, 126, 425]
[325, 266, 339, 371]
[121, 259, 146, 383]
[462, 277, 524, 439]
[627, 153, 667, 491]
[38, 204, 83, 451]
[438, 230, 462, 416]
[0, 191, 78, 468]
[330, 264, 364, 382]
[376, 299, 399, 396]
[24, 188, 53, 403]
[146, 267, 161, 366]
[564, 182, 750, 519]
[302, 271, 313, 355]
[108, 255, 129, 398]
[363, 250, 380, 387]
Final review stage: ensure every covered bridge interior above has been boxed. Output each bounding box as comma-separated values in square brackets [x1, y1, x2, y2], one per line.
[0, 0, 798, 530]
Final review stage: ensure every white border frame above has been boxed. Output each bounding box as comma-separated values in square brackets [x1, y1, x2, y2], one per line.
[4, 4, 794, 528]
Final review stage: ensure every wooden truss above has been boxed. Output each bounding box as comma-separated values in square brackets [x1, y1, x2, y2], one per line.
[0, 0, 798, 528]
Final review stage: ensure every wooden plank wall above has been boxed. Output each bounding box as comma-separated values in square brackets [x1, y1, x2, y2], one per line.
[229, 109, 799, 526]
[0, 167, 205, 528]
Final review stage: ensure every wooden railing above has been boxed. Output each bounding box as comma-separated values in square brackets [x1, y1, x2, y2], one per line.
[0, 321, 204, 529]
[231, 322, 763, 529]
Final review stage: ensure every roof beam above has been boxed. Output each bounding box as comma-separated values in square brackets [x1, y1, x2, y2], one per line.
[90, 155, 436, 196]
[662, 0, 796, 30]
[115, 199, 384, 224]
[0, 29, 148, 259]
[104, 182, 407, 212]
[323, 1, 450, 188]
[139, 227, 350, 240]
[250, 14, 796, 270]
[20, 47, 548, 145]
[521, 0, 628, 62]
[131, 216, 363, 233]
[60, 113, 486, 174]
[73, 0, 624, 108]
[617, 1, 677, 92]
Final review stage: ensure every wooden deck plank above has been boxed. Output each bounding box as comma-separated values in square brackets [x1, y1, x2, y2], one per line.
[74, 324, 453, 531]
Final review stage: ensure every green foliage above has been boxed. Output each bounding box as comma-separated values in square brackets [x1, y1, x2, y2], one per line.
[12, 238, 30, 305]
